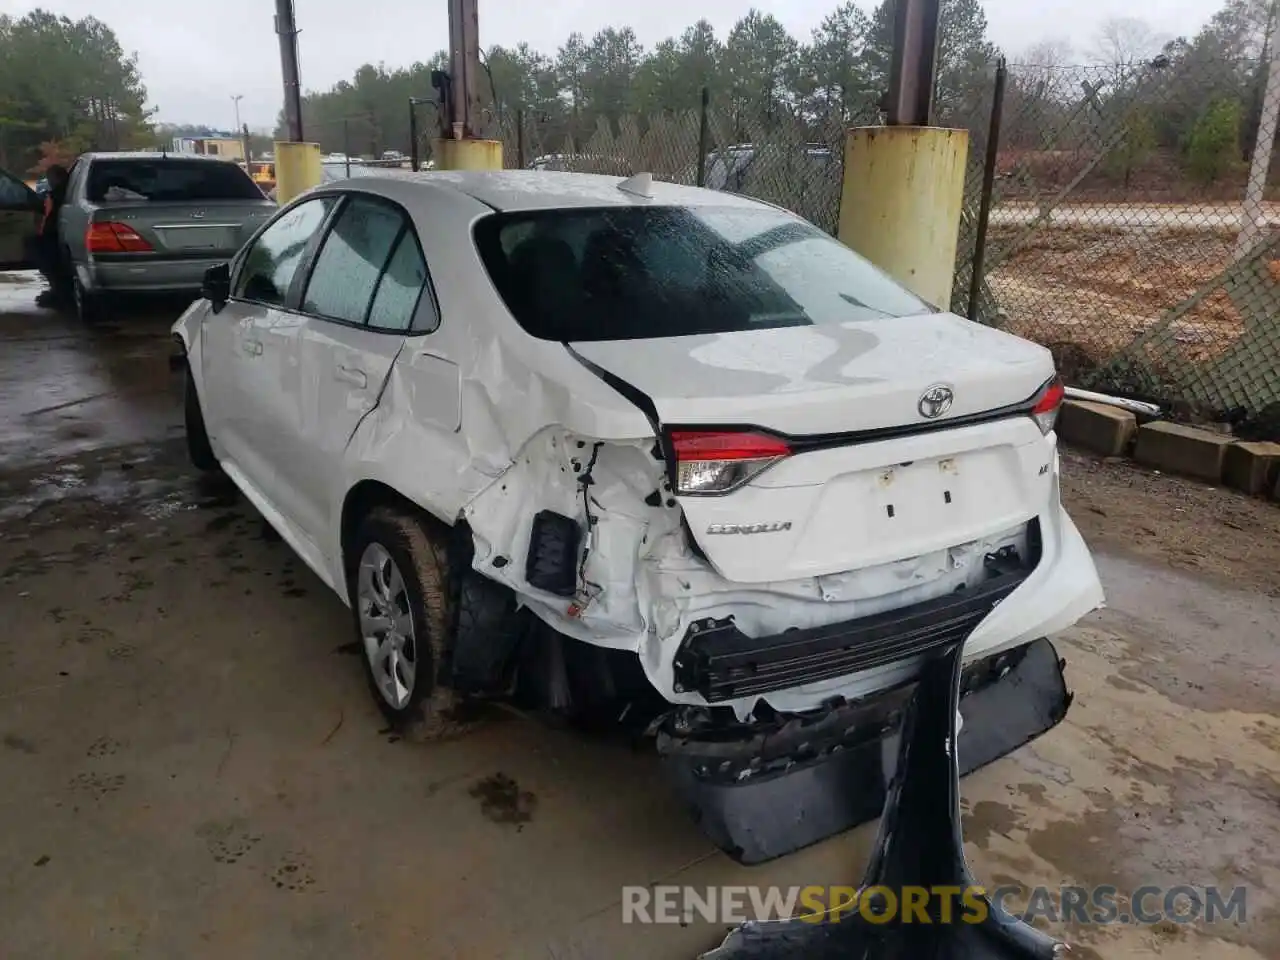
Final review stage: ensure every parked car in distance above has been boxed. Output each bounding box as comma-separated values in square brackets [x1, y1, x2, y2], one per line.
[0, 164, 43, 270]
[174, 170, 1102, 758]
[528, 153, 631, 175]
[57, 152, 275, 322]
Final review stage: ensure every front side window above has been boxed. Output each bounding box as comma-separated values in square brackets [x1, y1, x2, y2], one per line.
[234, 196, 336, 306]
[473, 205, 932, 343]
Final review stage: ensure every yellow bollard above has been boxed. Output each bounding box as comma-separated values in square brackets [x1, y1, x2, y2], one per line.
[273, 141, 322, 204]
[837, 126, 969, 310]
[431, 138, 503, 171]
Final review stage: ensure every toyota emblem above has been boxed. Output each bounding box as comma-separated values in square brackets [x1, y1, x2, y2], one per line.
[918, 384, 954, 419]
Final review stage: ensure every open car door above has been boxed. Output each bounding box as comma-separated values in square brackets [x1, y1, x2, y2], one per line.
[0, 167, 42, 270]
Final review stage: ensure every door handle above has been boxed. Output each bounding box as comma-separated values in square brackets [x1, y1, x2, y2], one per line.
[335, 364, 367, 388]
[242, 338, 263, 356]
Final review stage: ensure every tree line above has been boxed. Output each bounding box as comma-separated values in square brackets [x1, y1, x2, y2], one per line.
[286, 0, 997, 157]
[289, 0, 1277, 191]
[0, 9, 151, 173]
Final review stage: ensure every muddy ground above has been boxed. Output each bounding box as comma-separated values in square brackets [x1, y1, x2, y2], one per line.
[0, 273, 1277, 959]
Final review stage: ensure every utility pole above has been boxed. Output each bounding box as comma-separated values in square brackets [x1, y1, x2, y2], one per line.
[1238, 0, 1280, 257]
[429, 0, 501, 169]
[275, 0, 304, 142]
[884, 0, 941, 126]
[838, 0, 968, 309]
[231, 94, 244, 135]
[446, 0, 483, 139]
[272, 0, 319, 202]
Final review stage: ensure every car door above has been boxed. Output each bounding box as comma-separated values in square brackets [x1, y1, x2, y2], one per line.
[203, 194, 338, 502]
[279, 193, 437, 541]
[0, 168, 41, 269]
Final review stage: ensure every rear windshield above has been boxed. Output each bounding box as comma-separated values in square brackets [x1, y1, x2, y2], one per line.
[86, 159, 264, 203]
[473, 206, 932, 342]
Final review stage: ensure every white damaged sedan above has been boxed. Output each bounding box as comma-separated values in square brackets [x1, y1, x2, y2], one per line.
[173, 170, 1102, 768]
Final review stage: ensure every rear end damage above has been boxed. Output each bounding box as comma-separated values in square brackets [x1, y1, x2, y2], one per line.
[453, 407, 1098, 860]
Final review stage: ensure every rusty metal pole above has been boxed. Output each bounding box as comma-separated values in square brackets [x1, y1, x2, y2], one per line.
[275, 0, 304, 141]
[447, 0, 483, 139]
[696, 86, 711, 187]
[968, 58, 1007, 321]
[408, 100, 419, 172]
[839, 0, 967, 308]
[885, 0, 942, 126]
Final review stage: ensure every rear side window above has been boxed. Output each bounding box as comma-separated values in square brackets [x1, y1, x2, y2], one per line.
[473, 205, 931, 343]
[86, 159, 264, 202]
[368, 232, 430, 331]
[234, 196, 336, 306]
[302, 195, 431, 331]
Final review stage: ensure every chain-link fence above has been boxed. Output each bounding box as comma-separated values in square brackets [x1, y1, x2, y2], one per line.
[959, 58, 1280, 419]
[496, 52, 1280, 420]
[499, 96, 861, 235]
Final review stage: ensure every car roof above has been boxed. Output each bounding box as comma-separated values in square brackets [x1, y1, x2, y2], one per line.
[344, 169, 773, 213]
[82, 152, 239, 163]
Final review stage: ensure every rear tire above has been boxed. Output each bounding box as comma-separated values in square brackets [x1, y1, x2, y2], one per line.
[72, 276, 106, 324]
[184, 369, 218, 472]
[347, 508, 456, 727]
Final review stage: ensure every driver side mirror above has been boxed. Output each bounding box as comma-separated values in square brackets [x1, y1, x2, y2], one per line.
[203, 262, 230, 312]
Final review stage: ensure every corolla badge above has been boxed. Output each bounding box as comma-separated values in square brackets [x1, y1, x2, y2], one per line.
[917, 384, 954, 419]
[706, 522, 792, 535]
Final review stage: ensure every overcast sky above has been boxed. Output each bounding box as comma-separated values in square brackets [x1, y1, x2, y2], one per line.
[1, 0, 1223, 129]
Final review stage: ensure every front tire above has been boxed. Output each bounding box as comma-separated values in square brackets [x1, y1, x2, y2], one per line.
[184, 369, 218, 472]
[348, 509, 455, 725]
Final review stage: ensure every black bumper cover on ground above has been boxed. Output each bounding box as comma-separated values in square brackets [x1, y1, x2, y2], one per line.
[660, 636, 1070, 865]
[694, 637, 1069, 959]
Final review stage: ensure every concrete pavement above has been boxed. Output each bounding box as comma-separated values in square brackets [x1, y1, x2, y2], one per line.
[0, 284, 1276, 959]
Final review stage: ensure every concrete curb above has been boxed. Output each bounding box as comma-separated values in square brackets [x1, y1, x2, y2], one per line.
[1057, 399, 1280, 500]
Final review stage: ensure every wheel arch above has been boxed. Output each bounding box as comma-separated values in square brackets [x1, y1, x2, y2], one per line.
[338, 479, 455, 598]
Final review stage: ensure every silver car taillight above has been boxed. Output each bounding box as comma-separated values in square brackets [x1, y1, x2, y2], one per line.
[670, 430, 791, 495]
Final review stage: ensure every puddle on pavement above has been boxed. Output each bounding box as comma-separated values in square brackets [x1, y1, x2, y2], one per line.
[0, 440, 233, 528]
[469, 772, 537, 827]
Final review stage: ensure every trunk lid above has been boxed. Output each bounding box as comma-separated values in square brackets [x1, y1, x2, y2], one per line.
[571, 315, 1058, 583]
[90, 199, 273, 256]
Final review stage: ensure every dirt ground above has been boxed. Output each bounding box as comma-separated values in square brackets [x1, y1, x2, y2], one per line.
[990, 229, 1258, 366]
[1, 273, 1278, 959]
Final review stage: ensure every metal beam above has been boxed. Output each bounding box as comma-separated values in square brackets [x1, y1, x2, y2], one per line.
[885, 0, 942, 126]
[447, 0, 484, 138]
[275, 0, 304, 141]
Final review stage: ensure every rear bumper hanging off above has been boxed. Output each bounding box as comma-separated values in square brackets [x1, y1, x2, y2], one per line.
[696, 636, 1070, 959]
[659, 636, 1070, 866]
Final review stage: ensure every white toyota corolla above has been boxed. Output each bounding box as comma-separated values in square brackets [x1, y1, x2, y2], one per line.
[173, 170, 1103, 752]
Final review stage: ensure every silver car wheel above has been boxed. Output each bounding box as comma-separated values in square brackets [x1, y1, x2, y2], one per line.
[356, 542, 417, 710]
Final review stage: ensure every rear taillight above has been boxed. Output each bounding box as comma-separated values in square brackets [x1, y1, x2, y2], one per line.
[1030, 376, 1065, 435]
[86, 221, 153, 254]
[670, 430, 791, 495]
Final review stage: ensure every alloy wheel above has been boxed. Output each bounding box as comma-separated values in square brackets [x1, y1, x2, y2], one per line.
[356, 542, 418, 710]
